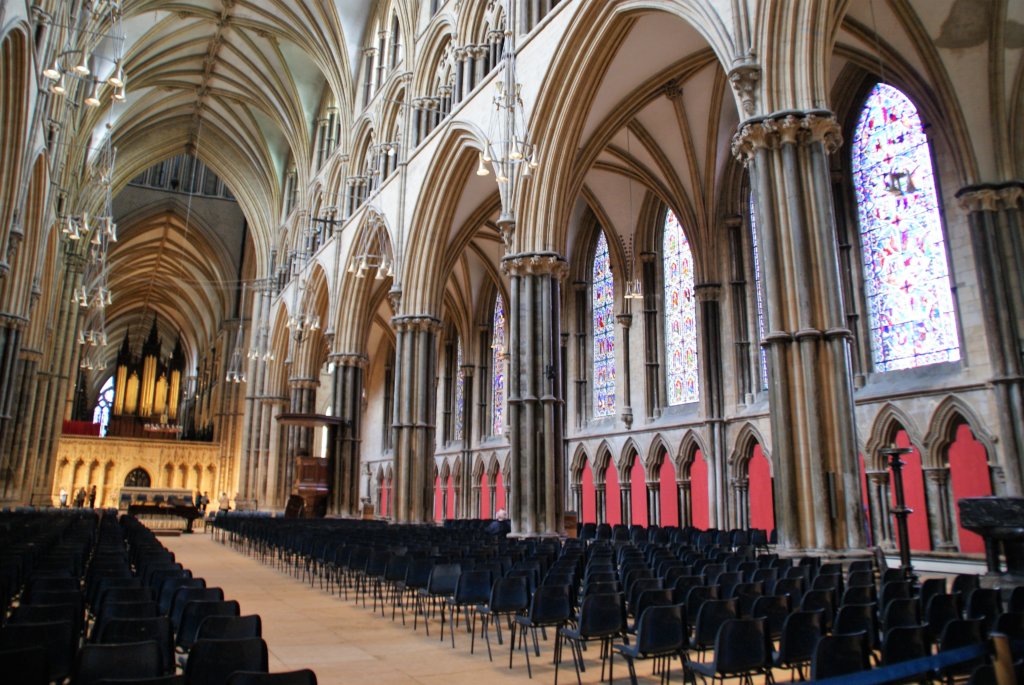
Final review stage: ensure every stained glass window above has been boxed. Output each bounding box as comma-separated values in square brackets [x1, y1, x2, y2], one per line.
[852, 83, 960, 371]
[491, 294, 506, 436]
[454, 338, 465, 440]
[663, 210, 699, 404]
[92, 376, 114, 437]
[749, 195, 768, 391]
[592, 232, 616, 417]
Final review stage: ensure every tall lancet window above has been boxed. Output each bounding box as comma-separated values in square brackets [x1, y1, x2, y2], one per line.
[852, 83, 960, 371]
[663, 210, 699, 404]
[491, 294, 506, 436]
[454, 338, 465, 441]
[592, 231, 616, 417]
[749, 195, 768, 390]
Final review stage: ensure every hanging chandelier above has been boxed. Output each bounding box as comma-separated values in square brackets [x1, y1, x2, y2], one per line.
[225, 282, 248, 383]
[42, 1, 128, 105]
[476, 2, 539, 241]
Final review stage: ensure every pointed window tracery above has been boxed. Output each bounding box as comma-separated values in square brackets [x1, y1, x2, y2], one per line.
[852, 83, 960, 371]
[663, 210, 699, 404]
[592, 231, 616, 417]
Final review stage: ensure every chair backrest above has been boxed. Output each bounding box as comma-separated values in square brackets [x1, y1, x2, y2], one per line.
[751, 594, 789, 639]
[919, 577, 946, 613]
[157, 577, 205, 615]
[74, 641, 163, 685]
[227, 670, 318, 685]
[454, 570, 493, 604]
[693, 598, 738, 648]
[98, 616, 175, 674]
[951, 574, 980, 598]
[684, 584, 719, 626]
[197, 614, 263, 641]
[186, 638, 269, 685]
[883, 596, 921, 632]
[577, 592, 626, 638]
[713, 618, 767, 675]
[800, 589, 835, 629]
[177, 599, 242, 649]
[403, 558, 435, 590]
[634, 604, 685, 655]
[966, 588, 1002, 626]
[527, 584, 571, 624]
[926, 593, 961, 642]
[1009, 587, 1024, 614]
[811, 633, 868, 680]
[834, 603, 878, 650]
[777, 610, 823, 666]
[841, 584, 876, 606]
[881, 625, 928, 665]
[93, 601, 160, 640]
[383, 555, 410, 582]
[98, 586, 155, 608]
[881, 580, 911, 609]
[773, 577, 805, 602]
[427, 563, 461, 595]
[939, 617, 984, 651]
[489, 575, 529, 613]
[0, 644, 48, 685]
[170, 586, 225, 630]
[0, 618, 76, 683]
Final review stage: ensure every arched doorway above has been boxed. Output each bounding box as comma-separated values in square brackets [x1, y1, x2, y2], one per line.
[124, 468, 151, 488]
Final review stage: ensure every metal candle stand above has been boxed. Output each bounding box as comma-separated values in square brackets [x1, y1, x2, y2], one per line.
[880, 445, 916, 582]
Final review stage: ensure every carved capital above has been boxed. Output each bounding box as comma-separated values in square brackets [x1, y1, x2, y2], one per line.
[330, 352, 369, 369]
[732, 110, 842, 163]
[727, 63, 760, 117]
[957, 182, 1024, 212]
[288, 377, 319, 390]
[386, 288, 401, 313]
[616, 313, 633, 328]
[501, 251, 569, 279]
[694, 283, 722, 302]
[391, 314, 442, 334]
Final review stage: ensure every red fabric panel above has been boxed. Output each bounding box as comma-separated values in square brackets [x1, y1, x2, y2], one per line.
[446, 475, 455, 519]
[748, 444, 775, 533]
[434, 476, 442, 522]
[480, 472, 491, 519]
[63, 420, 101, 436]
[581, 462, 596, 523]
[690, 450, 709, 529]
[893, 430, 931, 551]
[495, 471, 506, 512]
[948, 423, 992, 554]
[659, 457, 678, 526]
[605, 464, 621, 526]
[631, 459, 647, 527]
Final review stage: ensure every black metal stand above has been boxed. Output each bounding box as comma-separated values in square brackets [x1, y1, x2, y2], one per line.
[881, 446, 916, 581]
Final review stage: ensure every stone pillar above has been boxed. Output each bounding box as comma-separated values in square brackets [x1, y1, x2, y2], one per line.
[287, 378, 318, 456]
[617, 313, 633, 428]
[647, 482, 660, 526]
[956, 183, 1024, 495]
[595, 483, 606, 524]
[733, 111, 864, 551]
[696, 284, 727, 528]
[572, 281, 587, 428]
[329, 354, 366, 516]
[391, 315, 440, 523]
[865, 470, 894, 549]
[640, 252, 661, 419]
[458, 365, 474, 519]
[571, 483, 582, 518]
[923, 466, 958, 551]
[501, 252, 567, 536]
[620, 479, 631, 527]
[679, 479, 691, 527]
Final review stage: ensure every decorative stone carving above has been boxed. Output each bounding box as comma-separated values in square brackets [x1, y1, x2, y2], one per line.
[391, 315, 441, 334]
[500, 251, 569, 279]
[728, 63, 760, 117]
[731, 111, 843, 163]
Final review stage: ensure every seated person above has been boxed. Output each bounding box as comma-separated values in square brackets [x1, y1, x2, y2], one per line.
[485, 508, 510, 535]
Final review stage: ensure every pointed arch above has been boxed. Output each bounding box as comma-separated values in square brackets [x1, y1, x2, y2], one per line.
[924, 396, 998, 466]
[864, 403, 925, 470]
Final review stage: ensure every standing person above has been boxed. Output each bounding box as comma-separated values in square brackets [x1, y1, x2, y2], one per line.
[88, 485, 97, 508]
[59, 487, 68, 508]
[200, 491, 209, 514]
[74, 487, 86, 508]
[218, 492, 230, 515]
[195, 489, 202, 510]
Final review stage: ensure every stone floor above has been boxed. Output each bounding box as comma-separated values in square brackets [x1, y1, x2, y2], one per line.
[164, 532, 643, 685]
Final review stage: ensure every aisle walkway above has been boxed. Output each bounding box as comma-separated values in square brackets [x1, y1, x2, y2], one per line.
[162, 533, 611, 685]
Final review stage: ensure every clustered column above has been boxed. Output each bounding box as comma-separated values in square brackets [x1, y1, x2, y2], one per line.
[329, 353, 367, 516]
[957, 183, 1024, 494]
[390, 315, 440, 523]
[733, 110, 865, 552]
[502, 252, 566, 536]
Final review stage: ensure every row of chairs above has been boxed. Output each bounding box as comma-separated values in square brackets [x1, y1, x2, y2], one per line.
[0, 510, 316, 685]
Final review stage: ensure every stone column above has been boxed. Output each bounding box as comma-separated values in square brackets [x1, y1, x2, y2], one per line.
[956, 184, 1024, 495]
[572, 281, 587, 428]
[459, 365, 474, 518]
[501, 252, 567, 536]
[571, 483, 582, 518]
[679, 479, 691, 527]
[595, 483, 606, 524]
[287, 378, 318, 456]
[617, 313, 633, 428]
[329, 353, 366, 516]
[865, 470, 894, 549]
[923, 466, 958, 552]
[647, 482, 660, 526]
[390, 315, 440, 523]
[733, 111, 864, 551]
[620, 480, 631, 527]
[640, 253, 661, 419]
[696, 284, 727, 528]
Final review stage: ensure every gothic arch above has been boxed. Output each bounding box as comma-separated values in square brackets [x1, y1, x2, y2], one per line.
[729, 423, 770, 476]
[924, 396, 998, 468]
[570, 444, 591, 485]
[646, 434, 672, 479]
[618, 438, 642, 477]
[412, 17, 456, 99]
[864, 403, 925, 470]
[592, 440, 614, 484]
[676, 429, 709, 475]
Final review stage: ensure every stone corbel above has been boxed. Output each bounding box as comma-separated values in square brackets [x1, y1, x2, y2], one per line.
[500, 251, 569, 279]
[727, 63, 760, 118]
